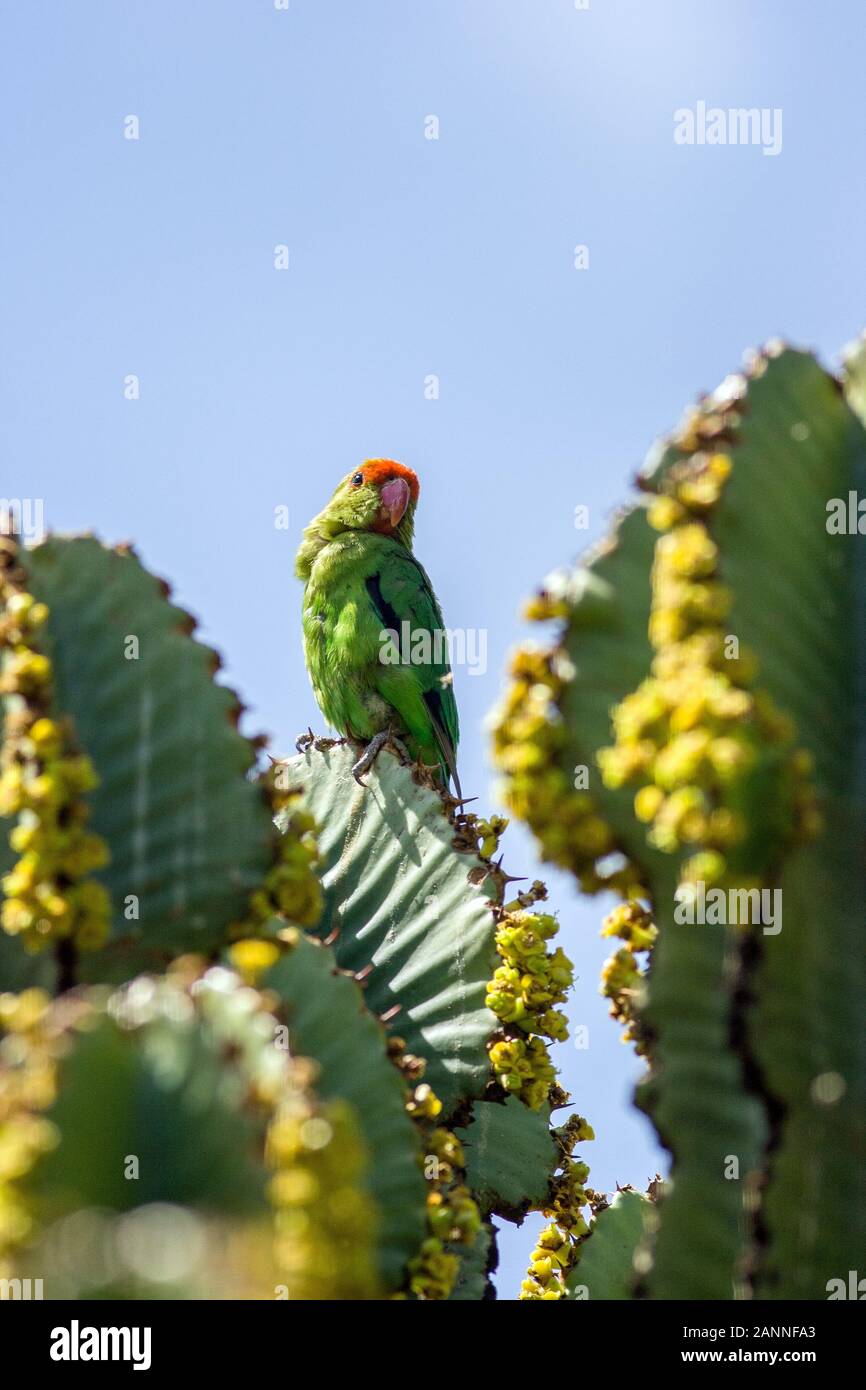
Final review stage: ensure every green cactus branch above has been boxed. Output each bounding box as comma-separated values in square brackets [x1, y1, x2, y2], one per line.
[565, 1188, 655, 1300]
[271, 738, 587, 1293]
[455, 1097, 559, 1218]
[275, 739, 499, 1117]
[0, 536, 277, 988]
[495, 339, 866, 1302]
[260, 930, 428, 1293]
[0, 961, 378, 1295]
[698, 345, 866, 1298]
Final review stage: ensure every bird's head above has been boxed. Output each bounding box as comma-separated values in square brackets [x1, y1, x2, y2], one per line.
[296, 459, 420, 576]
[327, 459, 419, 535]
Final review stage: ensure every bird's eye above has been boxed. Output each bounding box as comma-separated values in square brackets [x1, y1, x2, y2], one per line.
[351, 472, 364, 487]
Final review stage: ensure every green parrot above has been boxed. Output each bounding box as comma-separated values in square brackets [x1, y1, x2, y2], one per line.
[295, 458, 461, 794]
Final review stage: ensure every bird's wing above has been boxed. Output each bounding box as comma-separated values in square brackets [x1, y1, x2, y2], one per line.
[363, 548, 461, 795]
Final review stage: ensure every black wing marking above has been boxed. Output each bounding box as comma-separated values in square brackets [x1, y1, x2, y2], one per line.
[365, 573, 461, 797]
[365, 573, 401, 634]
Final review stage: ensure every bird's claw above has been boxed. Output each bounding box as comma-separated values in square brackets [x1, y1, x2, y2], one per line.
[295, 727, 315, 753]
[351, 729, 393, 786]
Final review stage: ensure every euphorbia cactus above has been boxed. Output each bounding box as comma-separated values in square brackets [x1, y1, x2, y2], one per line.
[2, 333, 863, 1300]
[493, 338, 866, 1300]
[0, 531, 579, 1299]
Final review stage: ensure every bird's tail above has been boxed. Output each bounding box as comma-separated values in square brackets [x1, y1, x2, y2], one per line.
[426, 706, 462, 801]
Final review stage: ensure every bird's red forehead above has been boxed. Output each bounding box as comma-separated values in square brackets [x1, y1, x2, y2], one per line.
[356, 459, 420, 501]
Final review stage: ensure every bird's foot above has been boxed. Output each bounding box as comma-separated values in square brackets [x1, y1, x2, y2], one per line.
[295, 728, 315, 753]
[390, 734, 412, 763]
[352, 729, 401, 786]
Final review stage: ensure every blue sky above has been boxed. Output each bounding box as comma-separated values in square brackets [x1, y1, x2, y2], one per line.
[2, 1, 863, 1298]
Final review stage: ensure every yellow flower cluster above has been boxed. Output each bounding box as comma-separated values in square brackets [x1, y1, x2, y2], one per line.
[406, 1127, 481, 1300]
[488, 1036, 556, 1111]
[267, 1056, 379, 1300]
[388, 1036, 481, 1300]
[520, 1113, 596, 1300]
[491, 643, 645, 900]
[600, 901, 657, 1055]
[230, 770, 323, 937]
[472, 815, 509, 860]
[599, 449, 819, 888]
[0, 541, 111, 953]
[0, 989, 61, 1275]
[228, 937, 281, 985]
[486, 909, 574, 1110]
